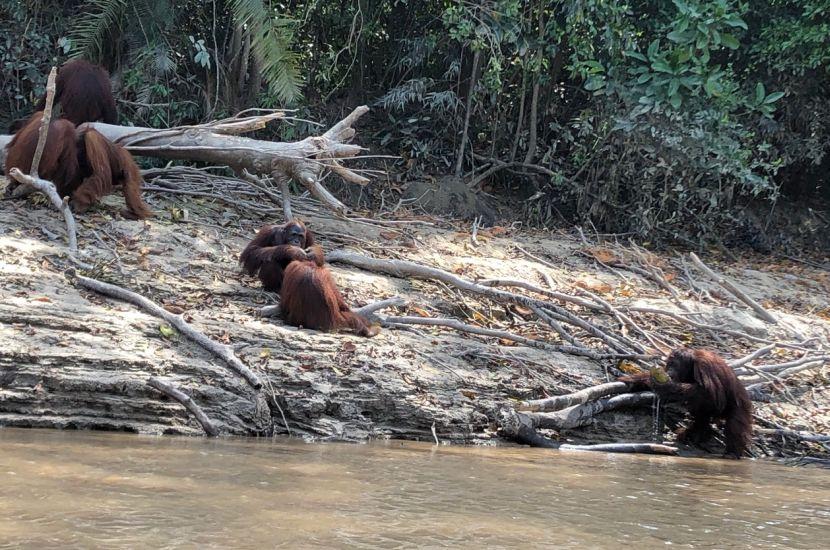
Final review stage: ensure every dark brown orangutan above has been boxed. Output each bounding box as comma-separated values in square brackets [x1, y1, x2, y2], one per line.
[280, 245, 380, 337]
[619, 348, 753, 458]
[239, 220, 316, 292]
[4, 112, 151, 219]
[9, 59, 117, 133]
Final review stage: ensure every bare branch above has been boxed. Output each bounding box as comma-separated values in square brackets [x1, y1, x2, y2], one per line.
[75, 274, 263, 389]
[147, 377, 219, 436]
[689, 252, 777, 324]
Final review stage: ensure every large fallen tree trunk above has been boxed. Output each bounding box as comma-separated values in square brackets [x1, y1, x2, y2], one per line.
[0, 107, 372, 213]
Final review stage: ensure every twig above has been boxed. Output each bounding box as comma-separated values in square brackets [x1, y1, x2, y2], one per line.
[75, 274, 262, 389]
[689, 252, 777, 324]
[470, 216, 481, 247]
[328, 250, 651, 358]
[729, 344, 777, 368]
[147, 377, 219, 436]
[261, 297, 404, 319]
[380, 315, 643, 360]
[756, 428, 830, 443]
[30, 67, 58, 178]
[431, 421, 440, 445]
[353, 296, 406, 316]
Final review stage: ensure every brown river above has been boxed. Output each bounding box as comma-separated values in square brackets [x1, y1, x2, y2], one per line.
[0, 428, 827, 549]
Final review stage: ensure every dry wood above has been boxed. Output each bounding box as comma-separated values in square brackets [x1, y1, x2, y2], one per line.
[147, 377, 219, 436]
[756, 428, 830, 443]
[30, 67, 58, 179]
[557, 442, 678, 455]
[517, 381, 631, 412]
[75, 274, 263, 389]
[689, 252, 777, 324]
[498, 408, 678, 456]
[525, 392, 656, 430]
[1, 106, 373, 215]
[327, 250, 650, 358]
[8, 170, 78, 253]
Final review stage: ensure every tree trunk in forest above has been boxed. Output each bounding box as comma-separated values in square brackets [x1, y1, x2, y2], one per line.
[523, 3, 545, 165]
[454, 48, 481, 178]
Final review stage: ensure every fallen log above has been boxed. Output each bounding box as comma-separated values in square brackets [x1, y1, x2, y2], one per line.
[498, 409, 678, 456]
[524, 392, 656, 430]
[1, 107, 372, 214]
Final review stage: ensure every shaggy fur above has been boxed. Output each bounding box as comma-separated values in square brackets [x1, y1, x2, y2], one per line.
[239, 220, 315, 292]
[5, 112, 151, 219]
[280, 245, 379, 337]
[619, 348, 753, 458]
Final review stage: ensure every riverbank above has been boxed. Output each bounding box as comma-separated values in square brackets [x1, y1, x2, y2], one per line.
[0, 184, 828, 459]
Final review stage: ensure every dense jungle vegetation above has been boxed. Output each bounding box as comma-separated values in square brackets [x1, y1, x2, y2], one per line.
[2, 1, 828, 250]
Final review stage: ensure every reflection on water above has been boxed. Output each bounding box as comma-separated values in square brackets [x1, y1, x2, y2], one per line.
[0, 428, 828, 549]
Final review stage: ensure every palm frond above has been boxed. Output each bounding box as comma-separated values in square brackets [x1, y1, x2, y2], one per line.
[230, 0, 302, 104]
[68, 0, 128, 61]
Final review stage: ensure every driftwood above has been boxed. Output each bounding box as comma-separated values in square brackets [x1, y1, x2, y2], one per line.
[147, 377, 219, 436]
[524, 392, 656, 430]
[689, 252, 777, 324]
[517, 381, 631, 412]
[1, 106, 372, 214]
[327, 249, 653, 359]
[75, 273, 263, 389]
[499, 408, 678, 456]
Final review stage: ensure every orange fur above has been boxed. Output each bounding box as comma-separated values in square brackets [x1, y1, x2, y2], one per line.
[4, 112, 151, 219]
[280, 245, 379, 338]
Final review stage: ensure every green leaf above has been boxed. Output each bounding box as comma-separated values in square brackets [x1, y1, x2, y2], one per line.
[725, 16, 748, 30]
[647, 39, 660, 59]
[624, 50, 648, 62]
[230, 0, 302, 103]
[667, 30, 692, 43]
[755, 82, 766, 104]
[720, 33, 739, 49]
[637, 73, 652, 84]
[159, 324, 177, 339]
[669, 93, 682, 109]
[651, 60, 674, 73]
[668, 79, 680, 97]
[763, 91, 785, 104]
[584, 75, 606, 91]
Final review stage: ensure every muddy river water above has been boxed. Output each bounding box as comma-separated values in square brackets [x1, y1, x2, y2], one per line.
[0, 428, 827, 548]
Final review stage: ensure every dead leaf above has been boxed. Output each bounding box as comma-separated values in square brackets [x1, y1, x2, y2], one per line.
[410, 306, 431, 317]
[460, 389, 477, 400]
[32, 296, 52, 303]
[341, 341, 357, 353]
[259, 348, 272, 359]
[617, 360, 642, 374]
[379, 231, 398, 240]
[585, 247, 621, 264]
[574, 279, 613, 294]
[163, 304, 185, 315]
[498, 338, 517, 347]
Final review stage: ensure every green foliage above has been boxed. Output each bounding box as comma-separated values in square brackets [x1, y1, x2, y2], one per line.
[229, 0, 301, 103]
[3, 0, 827, 246]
